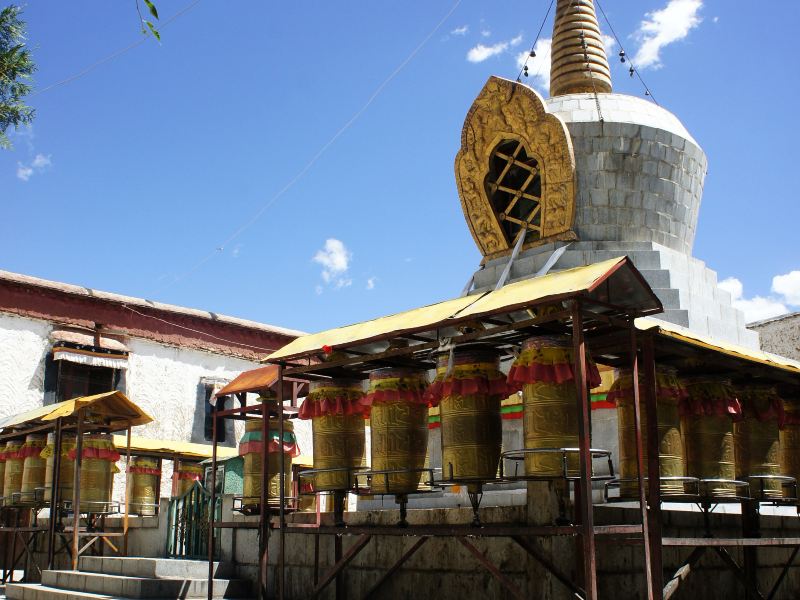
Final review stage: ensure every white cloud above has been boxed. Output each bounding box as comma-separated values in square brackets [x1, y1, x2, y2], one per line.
[313, 238, 352, 291]
[602, 33, 616, 56]
[633, 0, 703, 70]
[718, 274, 800, 324]
[16, 153, 52, 182]
[231, 243, 243, 258]
[509, 34, 523, 47]
[451, 25, 468, 36]
[481, 29, 491, 38]
[366, 277, 377, 291]
[772, 271, 800, 306]
[712, 16, 719, 23]
[467, 41, 509, 63]
[516, 38, 552, 94]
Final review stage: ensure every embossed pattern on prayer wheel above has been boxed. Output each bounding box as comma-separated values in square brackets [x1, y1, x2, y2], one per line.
[242, 419, 293, 507]
[681, 378, 738, 498]
[612, 369, 686, 497]
[736, 386, 784, 500]
[781, 399, 800, 497]
[310, 379, 366, 491]
[437, 346, 504, 483]
[44, 434, 76, 503]
[172, 461, 204, 497]
[128, 457, 160, 516]
[3, 441, 24, 502]
[21, 434, 47, 496]
[368, 368, 429, 495]
[78, 434, 117, 512]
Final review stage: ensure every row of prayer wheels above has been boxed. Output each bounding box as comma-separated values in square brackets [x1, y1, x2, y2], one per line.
[611, 370, 798, 500]
[295, 337, 600, 497]
[0, 433, 205, 513]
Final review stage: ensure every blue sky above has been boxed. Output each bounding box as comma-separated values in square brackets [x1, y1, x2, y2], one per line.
[2, 0, 799, 334]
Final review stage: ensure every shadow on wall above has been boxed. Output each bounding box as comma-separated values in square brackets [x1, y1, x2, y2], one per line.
[191, 381, 235, 447]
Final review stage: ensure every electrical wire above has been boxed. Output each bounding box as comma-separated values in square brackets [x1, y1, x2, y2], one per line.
[32, 0, 202, 97]
[154, 0, 463, 293]
[594, 0, 659, 105]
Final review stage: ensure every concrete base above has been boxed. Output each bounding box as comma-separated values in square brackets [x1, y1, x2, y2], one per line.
[470, 240, 759, 348]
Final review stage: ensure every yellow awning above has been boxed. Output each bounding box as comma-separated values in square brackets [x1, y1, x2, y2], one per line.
[267, 257, 661, 363]
[0, 391, 153, 432]
[111, 435, 238, 460]
[636, 317, 800, 375]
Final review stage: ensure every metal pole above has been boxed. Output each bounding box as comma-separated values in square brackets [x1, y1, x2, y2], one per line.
[47, 418, 63, 569]
[207, 405, 218, 600]
[642, 335, 664, 597]
[123, 423, 131, 555]
[278, 366, 286, 600]
[571, 299, 597, 600]
[630, 324, 656, 600]
[71, 410, 84, 571]
[259, 389, 270, 600]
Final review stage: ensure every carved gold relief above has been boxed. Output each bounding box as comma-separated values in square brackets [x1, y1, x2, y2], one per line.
[455, 76, 577, 260]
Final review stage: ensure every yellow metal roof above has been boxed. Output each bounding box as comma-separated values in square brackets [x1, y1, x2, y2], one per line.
[267, 257, 660, 363]
[636, 317, 800, 375]
[0, 391, 153, 432]
[112, 435, 238, 460]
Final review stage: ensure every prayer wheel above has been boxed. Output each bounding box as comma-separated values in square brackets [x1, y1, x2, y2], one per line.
[609, 368, 686, 497]
[0, 444, 7, 501]
[681, 378, 740, 498]
[240, 418, 298, 508]
[507, 335, 602, 477]
[300, 379, 367, 492]
[735, 385, 784, 499]
[365, 368, 429, 494]
[20, 434, 47, 499]
[3, 441, 23, 503]
[74, 434, 119, 512]
[425, 344, 506, 484]
[43, 434, 76, 503]
[171, 461, 204, 497]
[781, 398, 800, 496]
[128, 457, 161, 516]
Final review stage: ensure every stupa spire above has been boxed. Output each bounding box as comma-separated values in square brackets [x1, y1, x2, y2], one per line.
[550, 0, 612, 96]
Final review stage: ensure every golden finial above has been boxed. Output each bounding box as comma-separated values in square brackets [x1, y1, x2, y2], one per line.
[550, 0, 612, 96]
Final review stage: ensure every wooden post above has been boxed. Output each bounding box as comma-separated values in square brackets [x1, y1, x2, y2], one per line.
[278, 366, 286, 600]
[47, 418, 63, 569]
[123, 423, 131, 555]
[71, 409, 84, 571]
[259, 389, 270, 600]
[571, 300, 597, 600]
[207, 405, 218, 600]
[642, 335, 664, 597]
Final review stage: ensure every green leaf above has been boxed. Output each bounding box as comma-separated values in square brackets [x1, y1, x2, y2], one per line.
[145, 20, 160, 41]
[143, 0, 159, 20]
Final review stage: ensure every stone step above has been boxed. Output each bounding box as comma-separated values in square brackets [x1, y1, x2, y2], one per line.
[40, 570, 251, 599]
[5, 582, 255, 600]
[79, 556, 232, 580]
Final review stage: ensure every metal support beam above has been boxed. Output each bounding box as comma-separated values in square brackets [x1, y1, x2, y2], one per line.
[714, 546, 765, 600]
[512, 535, 585, 598]
[642, 335, 664, 597]
[458, 538, 526, 600]
[663, 547, 705, 600]
[207, 404, 218, 600]
[362, 536, 430, 599]
[766, 546, 800, 600]
[311, 534, 372, 598]
[278, 365, 286, 600]
[70, 410, 84, 571]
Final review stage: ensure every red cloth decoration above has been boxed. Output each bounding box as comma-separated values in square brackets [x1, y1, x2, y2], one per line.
[423, 376, 513, 407]
[507, 361, 602, 392]
[173, 471, 202, 481]
[68, 447, 121, 462]
[127, 467, 162, 476]
[16, 445, 44, 459]
[298, 395, 368, 419]
[679, 394, 742, 420]
[746, 397, 786, 429]
[360, 388, 428, 407]
[238, 439, 300, 457]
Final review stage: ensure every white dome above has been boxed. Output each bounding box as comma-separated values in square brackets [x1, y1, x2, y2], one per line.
[545, 92, 698, 147]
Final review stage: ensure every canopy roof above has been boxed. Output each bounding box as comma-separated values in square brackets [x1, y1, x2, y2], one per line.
[267, 257, 661, 364]
[0, 391, 153, 435]
[215, 365, 309, 399]
[112, 434, 237, 460]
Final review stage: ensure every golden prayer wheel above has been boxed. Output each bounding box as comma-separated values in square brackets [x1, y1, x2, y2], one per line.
[241, 418, 296, 508]
[128, 457, 160, 516]
[781, 398, 800, 497]
[76, 434, 119, 512]
[429, 345, 505, 484]
[0, 448, 6, 501]
[20, 434, 47, 499]
[367, 368, 429, 494]
[681, 378, 740, 498]
[303, 379, 366, 492]
[3, 441, 24, 503]
[508, 335, 602, 478]
[43, 434, 76, 503]
[171, 461, 204, 497]
[610, 368, 686, 497]
[735, 385, 785, 500]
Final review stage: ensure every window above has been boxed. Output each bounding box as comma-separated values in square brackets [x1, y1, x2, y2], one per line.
[43, 343, 126, 405]
[484, 138, 543, 246]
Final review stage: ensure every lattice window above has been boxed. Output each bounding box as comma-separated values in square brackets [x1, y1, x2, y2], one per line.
[484, 139, 542, 246]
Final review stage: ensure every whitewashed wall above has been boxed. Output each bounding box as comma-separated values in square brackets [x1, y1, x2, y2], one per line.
[0, 313, 51, 421]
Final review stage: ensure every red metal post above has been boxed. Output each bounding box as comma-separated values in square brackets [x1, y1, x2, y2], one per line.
[278, 365, 286, 600]
[571, 299, 598, 600]
[642, 335, 664, 598]
[47, 418, 63, 569]
[71, 410, 84, 571]
[259, 388, 270, 600]
[630, 324, 656, 599]
[207, 404, 218, 600]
